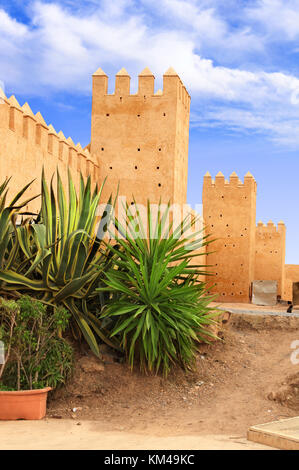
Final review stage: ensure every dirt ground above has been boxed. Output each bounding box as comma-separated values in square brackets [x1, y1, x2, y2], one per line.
[47, 312, 299, 439]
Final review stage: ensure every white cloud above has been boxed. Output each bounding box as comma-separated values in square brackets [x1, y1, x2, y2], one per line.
[0, 9, 28, 37]
[142, 0, 263, 62]
[1, 1, 299, 147]
[247, 0, 299, 40]
[192, 106, 299, 145]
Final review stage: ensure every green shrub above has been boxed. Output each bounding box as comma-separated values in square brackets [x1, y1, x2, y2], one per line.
[99, 202, 218, 375]
[0, 296, 73, 391]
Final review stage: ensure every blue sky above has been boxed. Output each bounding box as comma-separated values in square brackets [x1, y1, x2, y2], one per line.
[1, 0, 299, 262]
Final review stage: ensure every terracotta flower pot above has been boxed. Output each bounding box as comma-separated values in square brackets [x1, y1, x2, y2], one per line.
[0, 387, 51, 420]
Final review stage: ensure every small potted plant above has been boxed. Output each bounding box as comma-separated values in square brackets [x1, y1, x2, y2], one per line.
[0, 296, 73, 420]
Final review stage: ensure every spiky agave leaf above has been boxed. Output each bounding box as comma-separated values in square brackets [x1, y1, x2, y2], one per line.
[0, 178, 37, 277]
[0, 170, 117, 356]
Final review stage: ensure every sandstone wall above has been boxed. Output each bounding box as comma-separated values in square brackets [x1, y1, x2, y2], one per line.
[0, 94, 99, 213]
[254, 221, 286, 297]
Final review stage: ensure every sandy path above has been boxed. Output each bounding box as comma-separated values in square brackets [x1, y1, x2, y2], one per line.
[0, 419, 272, 450]
[2, 314, 297, 450]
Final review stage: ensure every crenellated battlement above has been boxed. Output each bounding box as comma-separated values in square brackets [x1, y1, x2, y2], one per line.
[0, 91, 98, 183]
[203, 171, 257, 189]
[92, 66, 190, 107]
[256, 220, 286, 233]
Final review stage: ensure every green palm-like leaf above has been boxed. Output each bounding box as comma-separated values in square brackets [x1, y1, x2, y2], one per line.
[99, 201, 218, 375]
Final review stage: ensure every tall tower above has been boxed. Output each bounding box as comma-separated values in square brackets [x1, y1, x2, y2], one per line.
[90, 67, 190, 206]
[202, 171, 257, 303]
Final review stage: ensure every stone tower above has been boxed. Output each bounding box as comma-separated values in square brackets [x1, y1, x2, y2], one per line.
[202, 171, 257, 303]
[90, 67, 190, 206]
[255, 220, 286, 298]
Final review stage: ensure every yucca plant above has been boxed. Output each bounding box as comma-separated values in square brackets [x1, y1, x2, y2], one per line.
[0, 170, 116, 357]
[99, 202, 218, 375]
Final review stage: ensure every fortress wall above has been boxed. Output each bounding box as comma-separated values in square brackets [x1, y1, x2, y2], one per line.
[202, 172, 257, 303]
[1, 66, 292, 304]
[254, 221, 286, 297]
[0, 94, 98, 213]
[91, 67, 190, 207]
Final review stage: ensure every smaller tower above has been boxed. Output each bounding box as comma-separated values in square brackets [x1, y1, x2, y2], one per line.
[255, 220, 286, 297]
[202, 171, 257, 302]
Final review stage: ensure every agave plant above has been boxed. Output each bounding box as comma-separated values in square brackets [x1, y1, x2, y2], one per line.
[0, 170, 116, 356]
[0, 177, 36, 277]
[99, 202, 218, 375]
